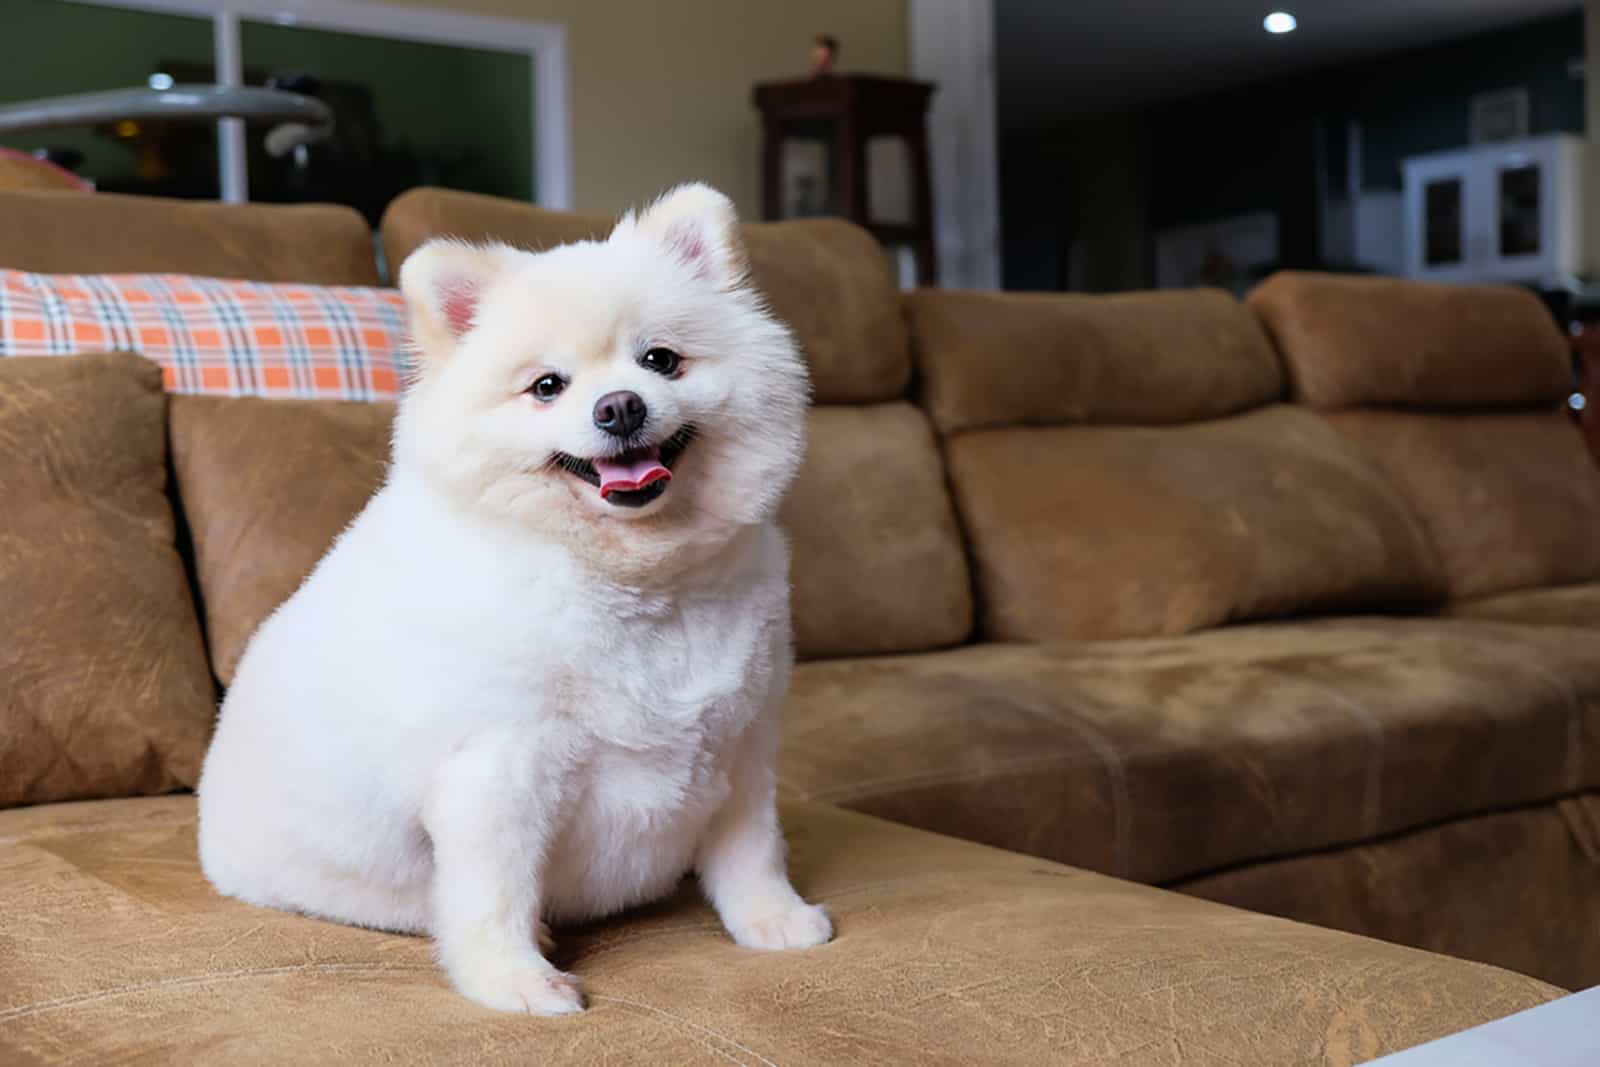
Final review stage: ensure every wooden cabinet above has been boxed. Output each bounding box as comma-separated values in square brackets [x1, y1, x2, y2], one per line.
[753, 75, 937, 285]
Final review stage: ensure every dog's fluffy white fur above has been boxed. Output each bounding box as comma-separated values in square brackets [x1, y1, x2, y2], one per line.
[196, 183, 828, 1014]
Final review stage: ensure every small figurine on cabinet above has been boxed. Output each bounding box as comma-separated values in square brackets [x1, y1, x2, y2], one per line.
[810, 34, 839, 78]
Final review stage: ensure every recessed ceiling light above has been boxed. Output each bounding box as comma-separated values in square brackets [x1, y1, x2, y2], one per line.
[1264, 11, 1298, 34]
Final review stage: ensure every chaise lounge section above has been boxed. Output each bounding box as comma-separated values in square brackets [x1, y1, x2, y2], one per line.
[0, 187, 1592, 1064]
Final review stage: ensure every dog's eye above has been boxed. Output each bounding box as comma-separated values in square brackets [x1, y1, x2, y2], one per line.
[640, 347, 681, 377]
[530, 373, 566, 401]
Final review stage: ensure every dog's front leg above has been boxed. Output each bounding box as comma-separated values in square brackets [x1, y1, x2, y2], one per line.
[423, 727, 583, 1014]
[697, 713, 833, 951]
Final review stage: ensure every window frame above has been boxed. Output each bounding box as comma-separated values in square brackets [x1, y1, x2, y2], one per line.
[66, 0, 570, 208]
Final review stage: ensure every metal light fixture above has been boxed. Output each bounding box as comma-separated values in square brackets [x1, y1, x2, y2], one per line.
[0, 84, 334, 176]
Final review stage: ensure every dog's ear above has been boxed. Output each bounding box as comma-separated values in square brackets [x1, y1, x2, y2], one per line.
[619, 183, 748, 290]
[398, 238, 523, 363]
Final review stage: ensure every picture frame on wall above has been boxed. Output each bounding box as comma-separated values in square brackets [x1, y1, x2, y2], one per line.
[1470, 88, 1531, 144]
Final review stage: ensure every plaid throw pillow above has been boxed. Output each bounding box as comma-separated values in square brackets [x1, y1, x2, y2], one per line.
[0, 269, 409, 401]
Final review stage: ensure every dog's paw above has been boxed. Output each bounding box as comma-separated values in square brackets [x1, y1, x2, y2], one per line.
[727, 901, 833, 951]
[452, 959, 586, 1015]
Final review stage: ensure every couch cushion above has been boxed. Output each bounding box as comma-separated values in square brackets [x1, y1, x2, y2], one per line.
[0, 147, 94, 192]
[907, 288, 1284, 435]
[1249, 271, 1572, 410]
[381, 186, 613, 264]
[782, 403, 972, 658]
[0, 353, 215, 808]
[1445, 582, 1600, 629]
[945, 406, 1443, 642]
[170, 396, 393, 685]
[1327, 410, 1600, 600]
[0, 796, 1562, 1065]
[779, 618, 1600, 886]
[1179, 795, 1600, 991]
[0, 190, 379, 285]
[380, 187, 910, 404]
[172, 396, 969, 683]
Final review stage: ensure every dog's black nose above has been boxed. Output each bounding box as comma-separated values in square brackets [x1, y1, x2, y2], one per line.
[593, 390, 647, 438]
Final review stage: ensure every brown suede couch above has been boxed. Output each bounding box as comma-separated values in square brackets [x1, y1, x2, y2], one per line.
[0, 186, 1591, 1065]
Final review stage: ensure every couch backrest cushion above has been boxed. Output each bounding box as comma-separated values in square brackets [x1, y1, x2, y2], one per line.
[905, 287, 1448, 641]
[380, 187, 910, 404]
[907, 288, 1285, 435]
[0, 352, 216, 807]
[173, 397, 972, 681]
[170, 395, 393, 685]
[782, 403, 972, 657]
[1250, 270, 1597, 601]
[0, 191, 380, 285]
[1326, 410, 1600, 599]
[381, 187, 611, 265]
[946, 405, 1444, 641]
[1249, 271, 1572, 411]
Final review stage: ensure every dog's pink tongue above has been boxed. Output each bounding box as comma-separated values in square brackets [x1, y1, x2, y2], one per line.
[594, 451, 671, 498]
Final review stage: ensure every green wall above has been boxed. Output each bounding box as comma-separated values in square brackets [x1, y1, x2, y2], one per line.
[0, 0, 214, 183]
[0, 0, 532, 202]
[240, 20, 532, 202]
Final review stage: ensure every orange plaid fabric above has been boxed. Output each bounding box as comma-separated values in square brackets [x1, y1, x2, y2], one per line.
[0, 270, 409, 400]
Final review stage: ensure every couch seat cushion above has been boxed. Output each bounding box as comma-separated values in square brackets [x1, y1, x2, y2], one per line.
[780, 619, 1600, 885]
[1177, 794, 1600, 992]
[0, 797, 1561, 1065]
[1444, 583, 1600, 629]
[0, 353, 215, 809]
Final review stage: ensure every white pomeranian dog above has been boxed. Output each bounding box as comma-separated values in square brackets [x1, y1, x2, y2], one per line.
[196, 183, 829, 1014]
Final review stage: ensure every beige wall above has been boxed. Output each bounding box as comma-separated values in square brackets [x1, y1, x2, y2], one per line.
[391, 0, 910, 218]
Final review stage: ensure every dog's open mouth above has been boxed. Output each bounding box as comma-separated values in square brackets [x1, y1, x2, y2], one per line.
[553, 425, 695, 508]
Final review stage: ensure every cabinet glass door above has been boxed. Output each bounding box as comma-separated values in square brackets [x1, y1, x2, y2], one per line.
[1498, 164, 1542, 258]
[1423, 178, 1463, 266]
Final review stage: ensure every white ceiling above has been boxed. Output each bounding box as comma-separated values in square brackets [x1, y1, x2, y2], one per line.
[996, 0, 1583, 129]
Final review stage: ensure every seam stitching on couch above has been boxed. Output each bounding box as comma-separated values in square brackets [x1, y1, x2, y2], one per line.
[1259, 665, 1384, 841]
[1557, 796, 1600, 864]
[798, 751, 1098, 801]
[1502, 653, 1587, 794]
[1024, 695, 1132, 879]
